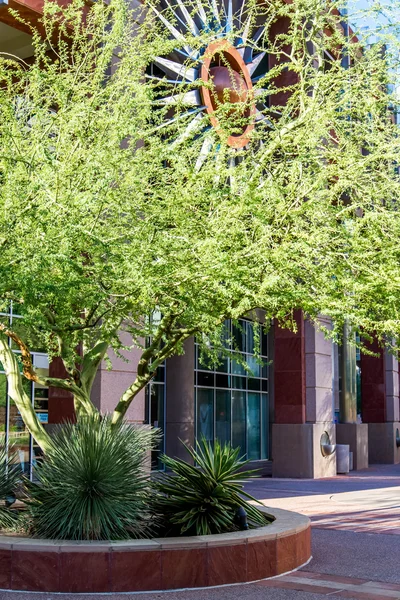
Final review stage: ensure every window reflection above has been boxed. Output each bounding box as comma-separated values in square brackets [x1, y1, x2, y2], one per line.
[216, 390, 230, 445]
[195, 319, 269, 460]
[197, 388, 213, 442]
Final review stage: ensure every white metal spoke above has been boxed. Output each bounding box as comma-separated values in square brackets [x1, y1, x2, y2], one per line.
[150, 4, 196, 58]
[149, 0, 270, 170]
[211, 0, 221, 25]
[253, 26, 265, 45]
[195, 135, 214, 171]
[159, 90, 202, 106]
[171, 112, 206, 147]
[150, 5, 184, 41]
[153, 107, 205, 133]
[164, 0, 191, 30]
[226, 0, 233, 32]
[146, 74, 189, 84]
[248, 52, 266, 76]
[154, 56, 199, 82]
[195, 0, 208, 27]
[175, 0, 199, 36]
[239, 15, 251, 47]
[239, 0, 246, 25]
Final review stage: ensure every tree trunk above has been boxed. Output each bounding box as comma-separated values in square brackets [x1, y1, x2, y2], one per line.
[0, 337, 52, 453]
[111, 376, 148, 426]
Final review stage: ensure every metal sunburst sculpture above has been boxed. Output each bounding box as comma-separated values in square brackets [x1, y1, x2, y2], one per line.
[147, 0, 269, 169]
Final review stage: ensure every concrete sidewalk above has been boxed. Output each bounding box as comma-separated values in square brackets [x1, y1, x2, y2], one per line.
[1, 464, 400, 600]
[246, 463, 400, 536]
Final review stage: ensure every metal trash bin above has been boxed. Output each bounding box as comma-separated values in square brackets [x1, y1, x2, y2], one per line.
[349, 451, 354, 471]
[336, 444, 350, 474]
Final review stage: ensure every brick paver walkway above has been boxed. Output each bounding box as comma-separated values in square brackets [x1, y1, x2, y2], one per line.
[246, 465, 400, 537]
[311, 505, 400, 534]
[259, 571, 400, 599]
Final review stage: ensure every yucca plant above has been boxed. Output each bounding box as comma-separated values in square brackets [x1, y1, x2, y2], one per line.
[155, 437, 274, 536]
[26, 415, 156, 540]
[0, 445, 21, 530]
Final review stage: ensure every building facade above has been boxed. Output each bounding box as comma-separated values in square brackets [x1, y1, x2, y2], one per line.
[1, 0, 400, 478]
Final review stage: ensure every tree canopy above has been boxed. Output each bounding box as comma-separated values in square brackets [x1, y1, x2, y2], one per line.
[1, 0, 400, 449]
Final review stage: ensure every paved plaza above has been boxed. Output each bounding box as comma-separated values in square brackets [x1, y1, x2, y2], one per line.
[1, 464, 399, 600]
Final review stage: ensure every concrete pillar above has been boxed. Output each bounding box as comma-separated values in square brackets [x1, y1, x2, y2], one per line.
[305, 317, 334, 425]
[336, 423, 369, 470]
[165, 338, 195, 462]
[272, 315, 336, 478]
[92, 331, 145, 423]
[385, 351, 399, 422]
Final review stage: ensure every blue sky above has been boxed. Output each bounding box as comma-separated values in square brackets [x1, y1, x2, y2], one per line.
[347, 0, 399, 37]
[347, 1, 400, 102]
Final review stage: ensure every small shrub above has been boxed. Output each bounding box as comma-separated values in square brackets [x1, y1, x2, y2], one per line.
[26, 415, 156, 540]
[0, 446, 21, 530]
[155, 437, 274, 536]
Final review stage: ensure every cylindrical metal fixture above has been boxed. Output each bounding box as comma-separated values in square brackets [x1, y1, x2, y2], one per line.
[339, 321, 357, 424]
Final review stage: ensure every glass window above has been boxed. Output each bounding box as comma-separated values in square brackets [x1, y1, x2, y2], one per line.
[0, 303, 50, 480]
[9, 377, 31, 476]
[231, 391, 246, 455]
[246, 354, 261, 377]
[197, 371, 215, 387]
[216, 355, 229, 373]
[145, 380, 166, 470]
[246, 321, 257, 355]
[197, 388, 214, 442]
[34, 369, 49, 423]
[153, 365, 165, 383]
[197, 350, 214, 372]
[232, 320, 246, 353]
[216, 373, 229, 388]
[231, 359, 246, 376]
[215, 390, 230, 445]
[247, 393, 261, 460]
[0, 374, 7, 451]
[261, 393, 269, 459]
[195, 319, 270, 460]
[232, 376, 246, 390]
[261, 328, 269, 358]
[248, 377, 261, 392]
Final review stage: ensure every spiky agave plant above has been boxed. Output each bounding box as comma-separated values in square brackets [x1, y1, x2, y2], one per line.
[155, 437, 274, 536]
[0, 445, 21, 530]
[26, 415, 156, 540]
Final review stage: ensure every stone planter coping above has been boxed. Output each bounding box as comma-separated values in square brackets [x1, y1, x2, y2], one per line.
[0, 506, 311, 593]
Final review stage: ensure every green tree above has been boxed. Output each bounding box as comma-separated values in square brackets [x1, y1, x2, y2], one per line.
[1, 0, 400, 450]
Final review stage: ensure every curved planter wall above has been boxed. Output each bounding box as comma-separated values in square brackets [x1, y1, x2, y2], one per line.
[0, 507, 311, 593]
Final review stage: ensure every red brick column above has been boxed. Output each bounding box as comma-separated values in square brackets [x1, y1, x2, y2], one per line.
[360, 338, 386, 424]
[269, 17, 299, 110]
[274, 310, 306, 424]
[48, 358, 76, 424]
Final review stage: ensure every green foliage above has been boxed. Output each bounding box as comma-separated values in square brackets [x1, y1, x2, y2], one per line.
[26, 415, 156, 540]
[155, 437, 274, 536]
[1, 0, 400, 444]
[0, 446, 21, 530]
